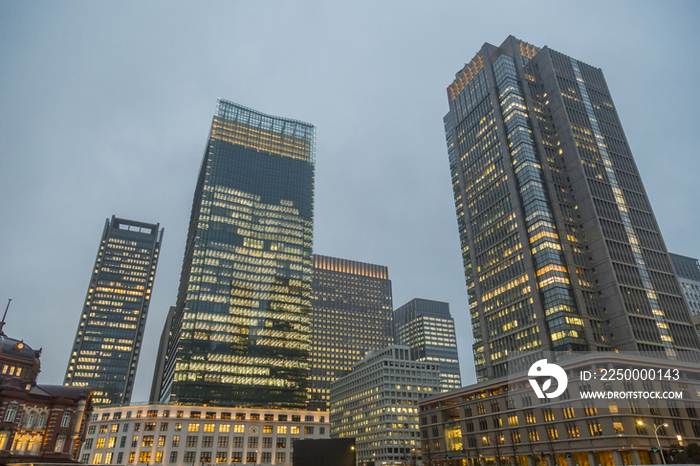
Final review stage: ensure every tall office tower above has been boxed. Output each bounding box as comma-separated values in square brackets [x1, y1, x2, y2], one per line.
[445, 36, 700, 381]
[394, 298, 461, 391]
[309, 254, 393, 411]
[669, 253, 700, 316]
[157, 99, 315, 408]
[65, 216, 163, 406]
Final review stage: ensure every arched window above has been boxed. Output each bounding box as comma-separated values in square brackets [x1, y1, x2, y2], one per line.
[3, 405, 17, 423]
[54, 434, 65, 453]
[38, 412, 47, 428]
[26, 412, 35, 429]
[60, 411, 71, 428]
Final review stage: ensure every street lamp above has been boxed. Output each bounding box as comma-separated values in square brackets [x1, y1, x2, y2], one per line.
[637, 420, 669, 465]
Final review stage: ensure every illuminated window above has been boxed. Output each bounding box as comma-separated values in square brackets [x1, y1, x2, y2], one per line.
[55, 435, 66, 453]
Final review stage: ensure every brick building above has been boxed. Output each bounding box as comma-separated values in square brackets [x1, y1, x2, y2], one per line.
[0, 324, 92, 463]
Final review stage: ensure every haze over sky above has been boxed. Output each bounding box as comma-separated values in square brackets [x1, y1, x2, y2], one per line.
[1, 1, 699, 403]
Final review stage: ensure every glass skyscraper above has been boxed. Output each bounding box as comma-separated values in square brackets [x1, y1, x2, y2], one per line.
[310, 254, 394, 411]
[156, 99, 315, 408]
[445, 36, 700, 381]
[393, 298, 461, 391]
[64, 216, 163, 406]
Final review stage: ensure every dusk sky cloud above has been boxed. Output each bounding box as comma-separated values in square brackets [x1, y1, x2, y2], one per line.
[1, 1, 698, 403]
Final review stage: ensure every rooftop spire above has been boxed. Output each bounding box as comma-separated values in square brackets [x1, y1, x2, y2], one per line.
[0, 298, 11, 335]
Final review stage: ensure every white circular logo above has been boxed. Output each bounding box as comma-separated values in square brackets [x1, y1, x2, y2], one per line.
[528, 359, 568, 399]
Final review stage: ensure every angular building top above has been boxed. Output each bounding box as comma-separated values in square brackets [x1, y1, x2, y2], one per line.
[157, 100, 315, 409]
[65, 216, 162, 406]
[445, 36, 700, 381]
[394, 298, 461, 391]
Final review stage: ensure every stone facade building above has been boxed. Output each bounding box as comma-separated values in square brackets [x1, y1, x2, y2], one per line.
[80, 404, 329, 465]
[420, 353, 700, 466]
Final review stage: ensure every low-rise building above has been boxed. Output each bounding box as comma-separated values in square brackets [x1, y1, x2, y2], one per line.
[331, 345, 441, 466]
[80, 405, 329, 465]
[419, 353, 700, 466]
[0, 324, 92, 463]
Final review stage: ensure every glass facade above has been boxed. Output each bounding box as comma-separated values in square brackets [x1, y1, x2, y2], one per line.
[310, 255, 393, 411]
[445, 36, 700, 381]
[158, 99, 315, 408]
[393, 298, 461, 391]
[65, 216, 163, 406]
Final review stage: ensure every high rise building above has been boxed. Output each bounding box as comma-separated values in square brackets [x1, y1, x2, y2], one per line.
[330, 345, 440, 465]
[156, 99, 315, 408]
[669, 253, 700, 316]
[444, 36, 700, 381]
[65, 216, 163, 406]
[394, 298, 461, 391]
[310, 255, 394, 411]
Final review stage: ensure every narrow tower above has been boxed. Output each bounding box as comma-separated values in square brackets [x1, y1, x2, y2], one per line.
[65, 216, 162, 406]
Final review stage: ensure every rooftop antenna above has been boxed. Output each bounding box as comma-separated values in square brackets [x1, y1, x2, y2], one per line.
[0, 299, 11, 334]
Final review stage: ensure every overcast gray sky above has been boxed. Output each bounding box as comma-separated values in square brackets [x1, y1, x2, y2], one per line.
[1, 1, 699, 403]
